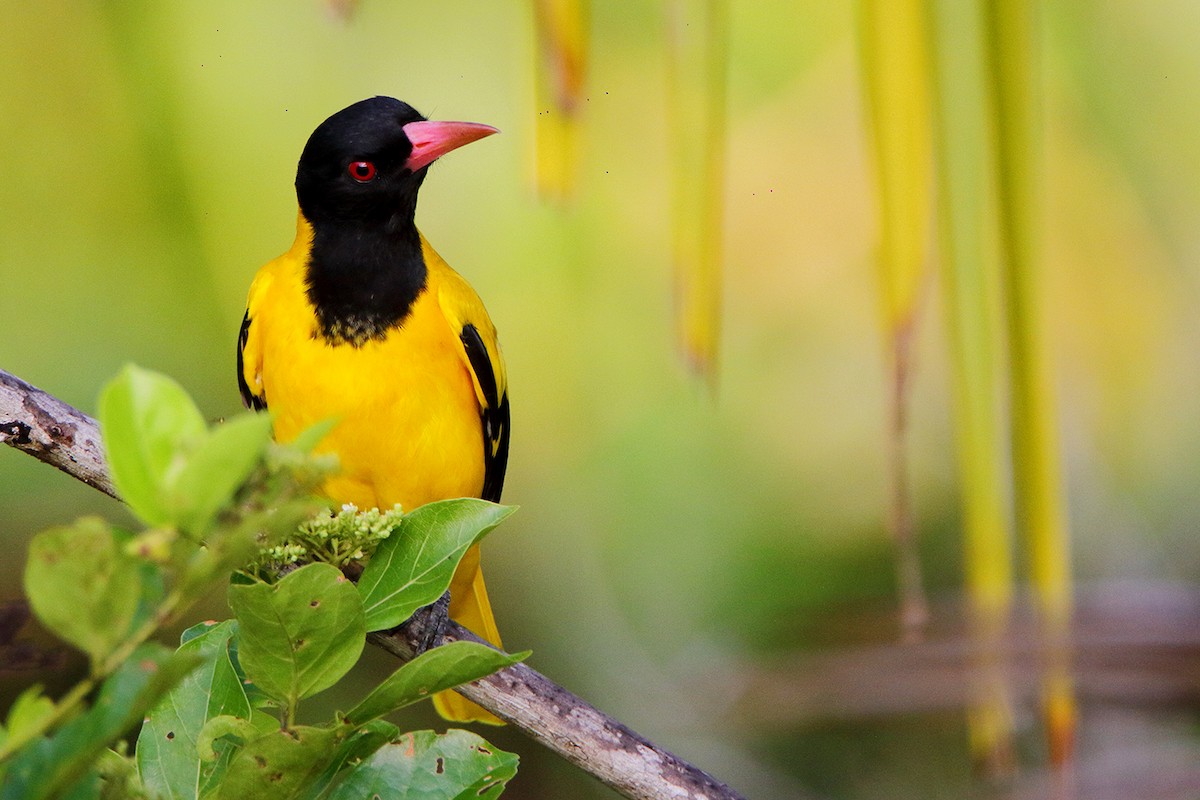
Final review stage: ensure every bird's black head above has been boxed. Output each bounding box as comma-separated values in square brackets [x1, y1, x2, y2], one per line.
[294, 96, 497, 229]
[294, 97, 497, 346]
[295, 97, 426, 228]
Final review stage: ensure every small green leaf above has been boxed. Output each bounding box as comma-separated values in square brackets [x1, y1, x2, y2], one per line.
[228, 564, 365, 711]
[0, 687, 55, 747]
[346, 642, 527, 725]
[24, 517, 143, 667]
[1, 644, 201, 800]
[214, 725, 339, 800]
[328, 730, 518, 800]
[357, 500, 516, 632]
[98, 365, 207, 526]
[136, 621, 251, 800]
[171, 413, 274, 537]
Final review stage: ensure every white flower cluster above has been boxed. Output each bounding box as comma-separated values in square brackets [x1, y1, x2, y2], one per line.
[258, 503, 404, 567]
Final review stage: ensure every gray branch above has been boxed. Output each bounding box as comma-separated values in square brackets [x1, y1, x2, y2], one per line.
[0, 367, 746, 800]
[0, 370, 117, 499]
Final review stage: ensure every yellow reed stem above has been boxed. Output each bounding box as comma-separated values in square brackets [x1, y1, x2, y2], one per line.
[983, 0, 1076, 767]
[928, 0, 1016, 774]
[666, 0, 728, 384]
[532, 0, 589, 201]
[857, 0, 935, 640]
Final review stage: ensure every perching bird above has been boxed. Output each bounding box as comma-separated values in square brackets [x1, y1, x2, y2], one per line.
[237, 96, 509, 724]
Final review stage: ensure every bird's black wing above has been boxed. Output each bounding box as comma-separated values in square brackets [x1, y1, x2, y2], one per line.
[237, 311, 267, 411]
[460, 323, 509, 503]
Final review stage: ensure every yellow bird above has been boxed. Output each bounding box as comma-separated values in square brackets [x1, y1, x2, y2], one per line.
[237, 97, 508, 724]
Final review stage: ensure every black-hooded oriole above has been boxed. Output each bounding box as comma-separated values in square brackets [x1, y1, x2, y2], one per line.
[237, 96, 508, 724]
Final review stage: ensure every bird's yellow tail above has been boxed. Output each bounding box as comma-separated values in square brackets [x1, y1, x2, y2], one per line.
[432, 543, 505, 725]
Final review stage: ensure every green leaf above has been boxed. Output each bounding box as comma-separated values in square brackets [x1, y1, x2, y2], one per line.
[346, 642, 527, 725]
[171, 413, 274, 537]
[136, 621, 251, 800]
[228, 564, 365, 711]
[213, 725, 339, 800]
[98, 364, 207, 526]
[328, 730, 517, 800]
[295, 719, 399, 800]
[113, 526, 170, 638]
[95, 644, 202, 738]
[357, 500, 515, 632]
[180, 619, 219, 646]
[0, 752, 100, 800]
[1, 644, 201, 800]
[24, 517, 143, 667]
[195, 714, 271, 764]
[96, 748, 145, 800]
[0, 687, 55, 750]
[223, 625, 273, 712]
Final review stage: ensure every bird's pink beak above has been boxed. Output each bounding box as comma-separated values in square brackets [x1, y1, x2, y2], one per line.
[402, 120, 499, 172]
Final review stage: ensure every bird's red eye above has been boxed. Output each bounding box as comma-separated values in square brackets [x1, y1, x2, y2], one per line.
[348, 161, 377, 182]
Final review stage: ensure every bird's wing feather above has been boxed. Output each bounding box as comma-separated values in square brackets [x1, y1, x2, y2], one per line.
[433, 260, 510, 504]
[237, 269, 273, 412]
[458, 323, 510, 503]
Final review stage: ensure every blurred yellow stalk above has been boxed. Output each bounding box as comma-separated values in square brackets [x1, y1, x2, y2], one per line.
[928, 0, 1016, 775]
[983, 0, 1076, 766]
[323, 0, 358, 21]
[532, 0, 589, 201]
[857, 0, 934, 640]
[666, 0, 728, 383]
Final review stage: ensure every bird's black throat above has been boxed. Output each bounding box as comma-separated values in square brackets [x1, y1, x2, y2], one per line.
[304, 214, 427, 347]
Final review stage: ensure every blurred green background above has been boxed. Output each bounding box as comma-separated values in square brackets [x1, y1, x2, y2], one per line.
[3, 2, 1199, 798]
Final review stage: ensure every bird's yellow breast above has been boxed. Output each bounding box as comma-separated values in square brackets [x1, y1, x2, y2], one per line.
[244, 217, 488, 510]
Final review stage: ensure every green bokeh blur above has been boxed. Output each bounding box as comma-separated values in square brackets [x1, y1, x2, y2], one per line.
[2, 2, 1199, 798]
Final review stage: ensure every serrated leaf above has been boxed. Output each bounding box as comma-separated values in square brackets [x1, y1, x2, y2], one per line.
[346, 642, 527, 725]
[98, 365, 207, 527]
[328, 730, 517, 800]
[136, 621, 251, 800]
[171, 413, 274, 537]
[213, 725, 339, 800]
[228, 564, 365, 710]
[1, 644, 200, 800]
[357, 500, 515, 632]
[24, 517, 143, 668]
